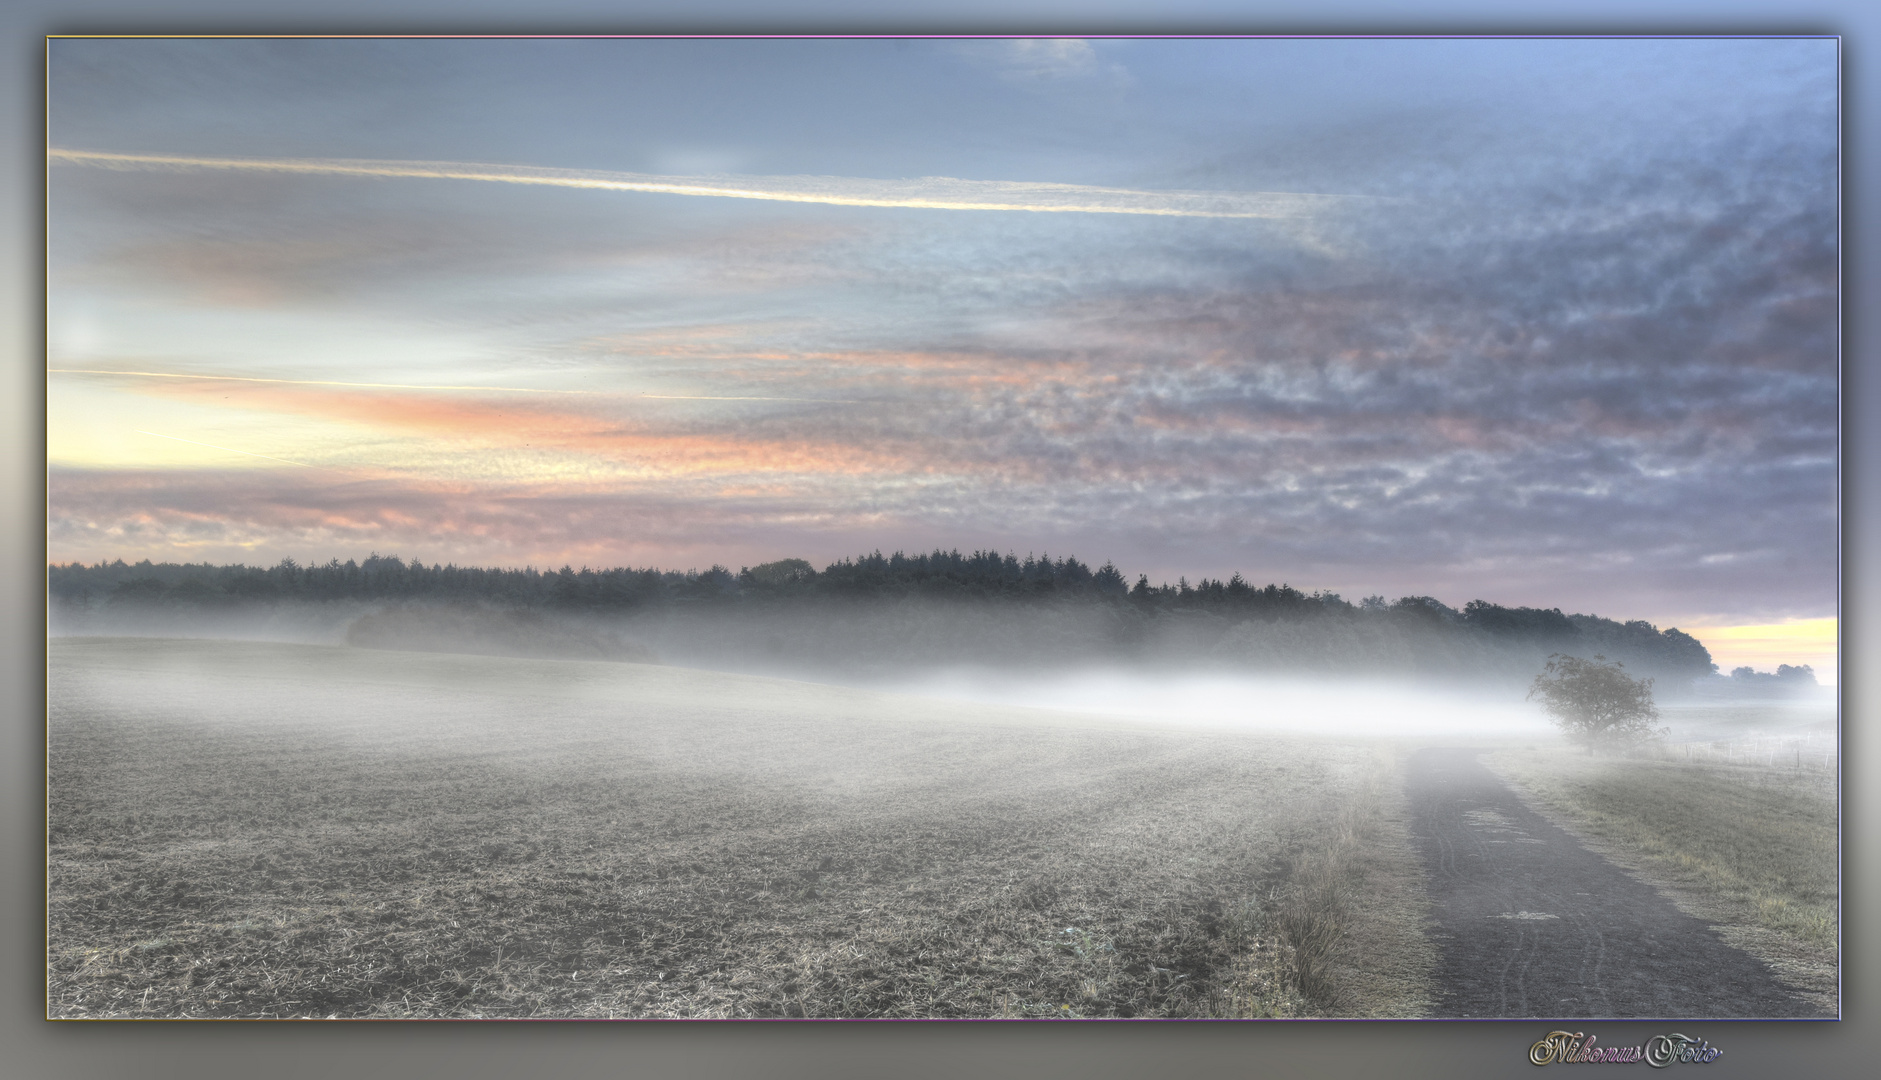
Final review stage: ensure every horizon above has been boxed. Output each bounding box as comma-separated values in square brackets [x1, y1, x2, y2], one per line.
[44, 546, 1840, 684]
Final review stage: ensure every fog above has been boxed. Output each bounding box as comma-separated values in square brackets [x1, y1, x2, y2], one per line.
[47, 634, 1445, 1019]
[877, 668, 1556, 740]
[48, 597, 373, 647]
[47, 618, 1837, 1020]
[48, 597, 1834, 747]
[872, 668, 1834, 749]
[50, 601, 1570, 741]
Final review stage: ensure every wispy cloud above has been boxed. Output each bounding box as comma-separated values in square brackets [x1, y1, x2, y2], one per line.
[53, 368, 590, 395]
[638, 394, 860, 403]
[48, 148, 1368, 220]
[980, 39, 1133, 87]
[101, 376, 913, 481]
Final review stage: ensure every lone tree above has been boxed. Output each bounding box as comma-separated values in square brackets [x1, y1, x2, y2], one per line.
[1528, 653, 1666, 754]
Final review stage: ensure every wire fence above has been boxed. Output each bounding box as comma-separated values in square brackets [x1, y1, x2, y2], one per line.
[1630, 732, 1839, 795]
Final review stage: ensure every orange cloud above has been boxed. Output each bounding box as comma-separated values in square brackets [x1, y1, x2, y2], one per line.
[47, 465, 955, 571]
[129, 376, 922, 478]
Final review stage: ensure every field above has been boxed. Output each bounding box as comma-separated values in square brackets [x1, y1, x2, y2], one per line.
[48, 637, 1434, 1019]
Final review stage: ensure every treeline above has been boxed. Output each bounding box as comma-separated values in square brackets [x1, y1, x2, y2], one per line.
[47, 550, 1331, 612]
[50, 550, 1137, 607]
[47, 549, 1717, 685]
[1730, 664, 1819, 687]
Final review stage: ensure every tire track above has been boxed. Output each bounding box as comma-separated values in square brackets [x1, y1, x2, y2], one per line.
[1406, 746, 1822, 1018]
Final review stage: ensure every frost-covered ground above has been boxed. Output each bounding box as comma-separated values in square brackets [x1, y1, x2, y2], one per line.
[47, 637, 1432, 1019]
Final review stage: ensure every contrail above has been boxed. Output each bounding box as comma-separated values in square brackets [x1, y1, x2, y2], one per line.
[134, 429, 331, 470]
[48, 148, 1368, 219]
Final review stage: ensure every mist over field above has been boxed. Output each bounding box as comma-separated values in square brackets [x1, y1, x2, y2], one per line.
[47, 620, 1835, 1020]
[45, 599, 1696, 745]
[882, 669, 1553, 740]
[48, 636, 1445, 1018]
[47, 550, 1831, 760]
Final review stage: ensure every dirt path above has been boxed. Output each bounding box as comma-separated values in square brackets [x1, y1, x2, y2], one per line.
[1405, 746, 1823, 1018]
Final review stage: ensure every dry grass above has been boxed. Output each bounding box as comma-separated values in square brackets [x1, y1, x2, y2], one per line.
[49, 638, 1431, 1019]
[1484, 745, 1837, 1010]
[1215, 745, 1437, 1019]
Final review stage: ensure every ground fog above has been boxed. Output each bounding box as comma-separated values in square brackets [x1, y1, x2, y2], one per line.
[48, 637, 1435, 1019]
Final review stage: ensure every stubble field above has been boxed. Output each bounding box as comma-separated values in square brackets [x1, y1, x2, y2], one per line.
[48, 637, 1434, 1019]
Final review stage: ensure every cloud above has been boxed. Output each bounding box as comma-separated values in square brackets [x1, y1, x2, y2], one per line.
[49, 142, 1836, 619]
[42, 45, 1836, 628]
[946, 38, 1136, 93]
[52, 368, 590, 395]
[45, 466, 937, 572]
[994, 40, 1129, 85]
[58, 372, 915, 482]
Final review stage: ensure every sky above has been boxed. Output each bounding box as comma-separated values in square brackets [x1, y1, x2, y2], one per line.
[44, 37, 1839, 673]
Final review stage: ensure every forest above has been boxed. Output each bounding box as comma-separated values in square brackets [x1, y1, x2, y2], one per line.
[47, 549, 1719, 690]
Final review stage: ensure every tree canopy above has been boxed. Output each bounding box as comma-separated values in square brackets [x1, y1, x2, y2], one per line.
[1528, 654, 1666, 753]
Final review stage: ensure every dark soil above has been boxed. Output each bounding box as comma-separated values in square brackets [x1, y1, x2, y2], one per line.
[1405, 746, 1826, 1019]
